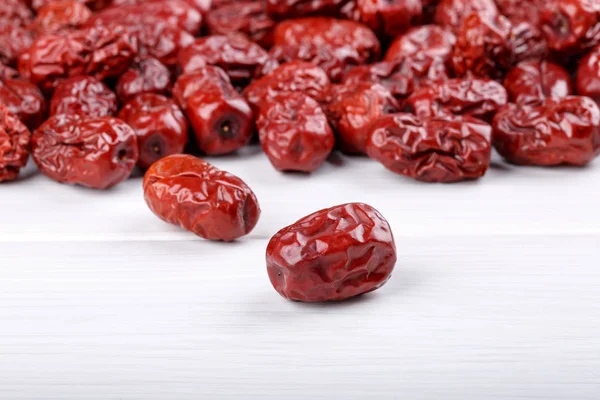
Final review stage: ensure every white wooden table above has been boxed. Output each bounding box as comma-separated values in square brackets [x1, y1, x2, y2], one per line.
[1, 149, 599, 399]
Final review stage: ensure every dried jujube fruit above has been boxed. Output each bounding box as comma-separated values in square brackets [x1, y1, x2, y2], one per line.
[256, 92, 334, 173]
[143, 154, 261, 242]
[50, 75, 117, 117]
[33, 0, 93, 34]
[384, 24, 456, 63]
[576, 45, 600, 104]
[206, 1, 275, 48]
[505, 60, 573, 105]
[31, 114, 139, 189]
[0, 104, 30, 183]
[433, 0, 498, 32]
[266, 202, 396, 302]
[173, 66, 254, 156]
[118, 94, 188, 170]
[492, 97, 600, 166]
[366, 113, 492, 183]
[115, 58, 172, 104]
[0, 72, 47, 130]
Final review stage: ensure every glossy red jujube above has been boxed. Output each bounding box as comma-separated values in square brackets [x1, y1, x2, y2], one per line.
[173, 66, 254, 156]
[0, 104, 30, 183]
[266, 202, 396, 302]
[407, 78, 508, 121]
[243, 61, 331, 112]
[206, 1, 275, 48]
[256, 92, 335, 173]
[492, 97, 600, 166]
[325, 82, 399, 154]
[143, 154, 261, 242]
[33, 0, 93, 34]
[366, 114, 492, 183]
[576, 45, 600, 104]
[355, 0, 423, 37]
[50, 75, 117, 117]
[505, 60, 573, 105]
[0, 72, 47, 130]
[31, 115, 139, 189]
[384, 24, 456, 63]
[118, 94, 188, 170]
[178, 34, 270, 87]
[115, 58, 172, 104]
[433, 0, 498, 32]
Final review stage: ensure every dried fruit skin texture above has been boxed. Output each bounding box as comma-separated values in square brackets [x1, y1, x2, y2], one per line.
[434, 0, 498, 32]
[50, 75, 117, 118]
[173, 66, 254, 156]
[407, 78, 507, 121]
[0, 74, 47, 130]
[492, 97, 600, 166]
[576, 45, 600, 104]
[366, 114, 492, 183]
[116, 58, 172, 104]
[0, 104, 30, 182]
[143, 154, 261, 241]
[31, 115, 139, 189]
[33, 1, 93, 34]
[266, 202, 396, 302]
[256, 92, 334, 172]
[384, 25, 456, 63]
[207, 1, 275, 48]
[118, 94, 188, 170]
[505, 60, 573, 105]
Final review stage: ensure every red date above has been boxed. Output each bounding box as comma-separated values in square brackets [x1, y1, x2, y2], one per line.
[366, 113, 492, 182]
[116, 58, 172, 104]
[0, 22, 34, 67]
[325, 82, 399, 154]
[207, 1, 275, 48]
[178, 34, 270, 87]
[576, 45, 600, 104]
[384, 24, 456, 63]
[266, 202, 396, 302]
[118, 94, 188, 170]
[111, 0, 211, 15]
[540, 0, 600, 54]
[492, 96, 600, 166]
[266, 0, 350, 19]
[33, 0, 92, 34]
[505, 60, 573, 105]
[0, 72, 47, 130]
[0, 104, 30, 183]
[130, 23, 194, 70]
[271, 17, 380, 82]
[88, 0, 202, 35]
[50, 75, 117, 118]
[434, 0, 498, 32]
[173, 66, 254, 155]
[407, 78, 508, 121]
[0, 0, 34, 27]
[143, 154, 261, 241]
[355, 0, 423, 37]
[18, 25, 138, 93]
[30, 0, 110, 11]
[244, 61, 331, 112]
[256, 92, 335, 173]
[31, 114, 139, 189]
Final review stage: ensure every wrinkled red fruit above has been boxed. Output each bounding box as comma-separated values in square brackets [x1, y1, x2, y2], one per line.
[111, 0, 211, 15]
[356, 0, 422, 37]
[505, 60, 573, 105]
[33, 0, 92, 34]
[342, 58, 449, 103]
[129, 23, 194, 69]
[0, 0, 34, 27]
[366, 114, 492, 183]
[0, 104, 30, 183]
[451, 13, 513, 80]
[576, 45, 600, 104]
[540, 0, 600, 55]
[31, 0, 110, 11]
[492, 97, 600, 166]
[266, 202, 396, 302]
[271, 17, 380, 81]
[0, 22, 34, 67]
[0, 73, 47, 130]
[88, 0, 202, 34]
[256, 92, 334, 172]
[325, 82, 399, 154]
[173, 66, 254, 155]
[407, 78, 508, 121]
[143, 154, 261, 241]
[266, 0, 349, 20]
[244, 61, 331, 112]
[31, 115, 139, 189]
[384, 24, 456, 63]
[434, 0, 498, 32]
[50, 75, 117, 118]
[116, 58, 171, 104]
[18, 25, 138, 93]
[118, 94, 188, 170]
[207, 1, 275, 48]
[496, 0, 543, 25]
[178, 34, 270, 87]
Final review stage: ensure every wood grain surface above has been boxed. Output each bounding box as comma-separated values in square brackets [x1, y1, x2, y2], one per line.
[1, 152, 599, 399]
